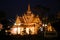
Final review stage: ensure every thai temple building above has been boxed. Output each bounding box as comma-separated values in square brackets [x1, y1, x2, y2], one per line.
[44, 23, 56, 32]
[6, 4, 57, 37]
[44, 23, 57, 37]
[10, 4, 42, 35]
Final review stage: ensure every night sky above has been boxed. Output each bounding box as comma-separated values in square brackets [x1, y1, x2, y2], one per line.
[0, 0, 60, 19]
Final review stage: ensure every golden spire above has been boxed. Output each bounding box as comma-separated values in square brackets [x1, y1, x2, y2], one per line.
[28, 4, 30, 11]
[27, 4, 31, 14]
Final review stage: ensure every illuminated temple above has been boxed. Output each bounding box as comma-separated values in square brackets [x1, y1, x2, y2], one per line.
[10, 4, 42, 35]
[6, 4, 57, 36]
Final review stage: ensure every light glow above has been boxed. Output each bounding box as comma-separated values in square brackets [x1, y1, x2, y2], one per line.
[26, 28, 29, 34]
[10, 4, 42, 35]
[11, 28, 17, 35]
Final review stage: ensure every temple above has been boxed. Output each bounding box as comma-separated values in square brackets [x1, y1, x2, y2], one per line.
[6, 4, 57, 37]
[10, 4, 42, 35]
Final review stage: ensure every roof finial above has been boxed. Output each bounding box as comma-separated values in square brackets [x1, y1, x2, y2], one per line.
[28, 4, 30, 11]
[27, 4, 31, 14]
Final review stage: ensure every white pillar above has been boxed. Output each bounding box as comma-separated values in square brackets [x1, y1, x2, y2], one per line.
[26, 28, 29, 34]
[17, 27, 20, 34]
[30, 27, 34, 35]
[20, 27, 24, 35]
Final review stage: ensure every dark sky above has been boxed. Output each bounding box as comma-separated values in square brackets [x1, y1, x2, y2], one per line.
[0, 0, 60, 19]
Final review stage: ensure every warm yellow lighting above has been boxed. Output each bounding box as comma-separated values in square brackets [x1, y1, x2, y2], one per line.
[42, 24, 47, 27]
[26, 28, 29, 34]
[47, 26, 52, 31]
[14, 23, 21, 25]
[45, 24, 47, 26]
[11, 28, 17, 35]
[10, 4, 42, 35]
[45, 23, 56, 32]
[14, 23, 16, 25]
[5, 30, 8, 32]
[0, 24, 3, 31]
[17, 27, 21, 34]
[30, 27, 34, 35]
[42, 24, 45, 26]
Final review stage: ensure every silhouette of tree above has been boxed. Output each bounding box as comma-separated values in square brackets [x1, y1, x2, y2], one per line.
[0, 11, 6, 21]
[0, 10, 9, 29]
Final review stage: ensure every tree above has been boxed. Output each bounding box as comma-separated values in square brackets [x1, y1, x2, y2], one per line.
[0, 11, 6, 21]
